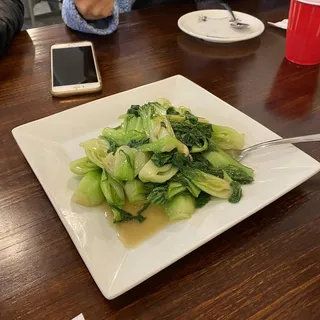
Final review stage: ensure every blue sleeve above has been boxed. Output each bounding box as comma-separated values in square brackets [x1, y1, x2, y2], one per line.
[62, 0, 120, 35]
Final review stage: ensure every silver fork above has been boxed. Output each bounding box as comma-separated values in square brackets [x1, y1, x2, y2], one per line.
[220, 2, 249, 29]
[231, 134, 320, 161]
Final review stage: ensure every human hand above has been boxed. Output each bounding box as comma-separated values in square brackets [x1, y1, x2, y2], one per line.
[74, 0, 115, 20]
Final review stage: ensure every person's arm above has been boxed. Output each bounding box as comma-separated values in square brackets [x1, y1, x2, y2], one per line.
[62, 0, 132, 35]
[0, 0, 24, 56]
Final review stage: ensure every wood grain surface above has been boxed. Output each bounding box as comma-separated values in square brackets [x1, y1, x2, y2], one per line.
[1, 1, 320, 319]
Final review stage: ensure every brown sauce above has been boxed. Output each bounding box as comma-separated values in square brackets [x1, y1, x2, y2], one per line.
[104, 202, 169, 248]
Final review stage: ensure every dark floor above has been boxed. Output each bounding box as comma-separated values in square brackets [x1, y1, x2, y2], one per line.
[23, 12, 63, 30]
[22, 1, 62, 30]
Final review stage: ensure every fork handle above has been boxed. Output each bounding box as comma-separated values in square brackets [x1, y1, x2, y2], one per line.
[244, 134, 320, 154]
[220, 2, 237, 21]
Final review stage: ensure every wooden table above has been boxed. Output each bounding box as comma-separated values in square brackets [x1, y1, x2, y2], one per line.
[1, 1, 320, 319]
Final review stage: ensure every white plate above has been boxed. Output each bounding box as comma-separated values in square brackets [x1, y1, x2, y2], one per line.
[178, 10, 265, 43]
[12, 75, 320, 299]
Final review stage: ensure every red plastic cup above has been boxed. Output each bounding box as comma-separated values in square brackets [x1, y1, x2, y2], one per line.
[286, 0, 320, 65]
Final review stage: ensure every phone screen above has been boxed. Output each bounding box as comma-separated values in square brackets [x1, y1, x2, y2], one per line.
[52, 46, 98, 87]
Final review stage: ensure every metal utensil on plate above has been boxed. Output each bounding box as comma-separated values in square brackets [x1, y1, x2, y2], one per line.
[231, 134, 320, 161]
[220, 2, 249, 29]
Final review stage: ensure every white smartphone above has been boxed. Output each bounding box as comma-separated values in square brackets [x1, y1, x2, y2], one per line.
[50, 41, 102, 97]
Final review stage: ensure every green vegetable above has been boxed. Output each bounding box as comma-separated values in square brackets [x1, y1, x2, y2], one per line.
[229, 181, 242, 203]
[149, 100, 169, 115]
[190, 139, 208, 153]
[128, 137, 150, 148]
[106, 138, 118, 154]
[167, 107, 180, 115]
[69, 157, 100, 175]
[122, 112, 144, 132]
[224, 165, 254, 185]
[223, 171, 243, 204]
[139, 102, 175, 142]
[102, 127, 147, 147]
[151, 150, 176, 167]
[211, 124, 244, 151]
[184, 111, 198, 124]
[170, 174, 201, 197]
[102, 109, 147, 151]
[147, 186, 168, 205]
[71, 98, 254, 223]
[182, 154, 224, 178]
[72, 171, 104, 207]
[80, 137, 110, 168]
[177, 106, 192, 115]
[187, 169, 231, 199]
[104, 146, 149, 181]
[127, 105, 141, 117]
[138, 136, 189, 156]
[167, 181, 186, 199]
[203, 147, 254, 184]
[124, 179, 152, 205]
[100, 170, 125, 207]
[172, 153, 232, 199]
[133, 149, 150, 176]
[156, 98, 173, 108]
[224, 149, 241, 160]
[139, 159, 178, 183]
[114, 147, 136, 181]
[165, 193, 196, 221]
[167, 114, 185, 122]
[150, 175, 201, 202]
[110, 204, 146, 223]
[168, 115, 209, 124]
[195, 192, 212, 208]
[171, 120, 212, 152]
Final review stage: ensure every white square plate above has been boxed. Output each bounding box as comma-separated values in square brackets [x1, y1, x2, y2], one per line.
[12, 75, 320, 299]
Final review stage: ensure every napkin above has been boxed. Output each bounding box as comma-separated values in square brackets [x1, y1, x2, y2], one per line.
[268, 19, 288, 30]
[72, 314, 85, 320]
